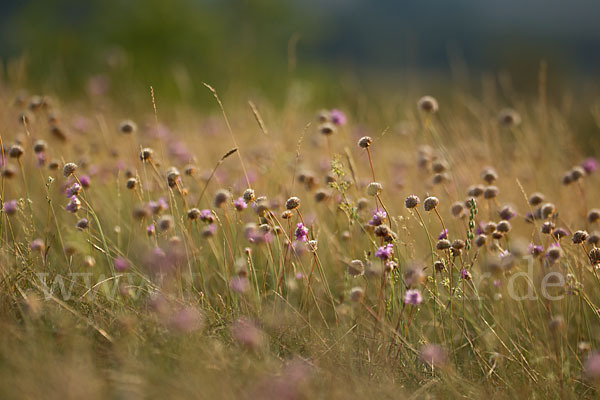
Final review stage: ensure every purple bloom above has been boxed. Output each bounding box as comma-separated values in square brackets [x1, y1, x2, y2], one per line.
[295, 223, 309, 242]
[114, 257, 129, 272]
[65, 196, 81, 213]
[460, 268, 472, 280]
[230, 276, 249, 293]
[330, 109, 347, 126]
[475, 223, 485, 236]
[199, 209, 215, 223]
[582, 157, 599, 174]
[233, 197, 247, 211]
[2, 200, 18, 216]
[528, 243, 543, 257]
[147, 224, 155, 236]
[369, 210, 387, 226]
[552, 228, 569, 239]
[404, 289, 423, 305]
[375, 243, 393, 261]
[65, 182, 82, 197]
[79, 175, 91, 188]
[437, 229, 448, 240]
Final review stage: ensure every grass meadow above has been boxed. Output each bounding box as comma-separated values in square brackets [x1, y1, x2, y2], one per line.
[1, 76, 600, 399]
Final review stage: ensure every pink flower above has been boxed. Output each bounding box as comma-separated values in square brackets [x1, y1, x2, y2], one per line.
[404, 289, 422, 305]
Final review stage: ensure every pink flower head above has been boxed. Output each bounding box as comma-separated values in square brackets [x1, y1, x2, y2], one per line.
[404, 289, 423, 305]
[233, 197, 247, 211]
[3, 200, 18, 216]
[330, 109, 347, 126]
[369, 210, 387, 226]
[114, 257, 129, 272]
[375, 243, 393, 261]
[65, 195, 81, 213]
[295, 223, 309, 242]
[582, 157, 598, 174]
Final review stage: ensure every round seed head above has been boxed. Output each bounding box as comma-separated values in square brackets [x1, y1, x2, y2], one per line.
[285, 196, 301, 210]
[474, 234, 487, 247]
[76, 218, 89, 230]
[33, 140, 47, 153]
[491, 231, 504, 240]
[528, 192, 545, 206]
[1, 165, 16, 178]
[498, 108, 521, 127]
[589, 248, 600, 264]
[417, 96, 439, 113]
[281, 210, 293, 219]
[483, 186, 499, 199]
[436, 239, 451, 250]
[561, 172, 572, 185]
[405, 195, 420, 209]
[139, 147, 154, 162]
[498, 205, 516, 220]
[450, 202, 465, 218]
[587, 233, 600, 246]
[572, 230, 589, 244]
[314, 189, 330, 202]
[213, 189, 231, 208]
[481, 167, 498, 184]
[349, 287, 365, 302]
[432, 159, 448, 173]
[452, 239, 465, 250]
[166, 167, 180, 188]
[587, 209, 600, 223]
[496, 220, 512, 233]
[187, 208, 201, 220]
[318, 122, 336, 136]
[423, 196, 439, 212]
[484, 222, 497, 234]
[366, 182, 382, 197]
[157, 215, 174, 232]
[242, 188, 255, 203]
[434, 261, 445, 272]
[467, 184, 485, 197]
[118, 119, 137, 134]
[570, 166, 586, 182]
[374, 224, 391, 238]
[357, 136, 373, 149]
[62, 162, 78, 177]
[357, 198, 369, 211]
[432, 173, 449, 185]
[541, 203, 556, 219]
[126, 177, 137, 190]
[8, 145, 24, 159]
[347, 260, 365, 277]
[541, 221, 555, 234]
[184, 164, 197, 176]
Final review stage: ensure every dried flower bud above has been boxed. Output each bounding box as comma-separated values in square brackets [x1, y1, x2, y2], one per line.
[243, 188, 255, 203]
[347, 260, 365, 277]
[285, 196, 301, 210]
[126, 177, 137, 190]
[436, 239, 451, 250]
[474, 234, 487, 247]
[572, 230, 589, 244]
[498, 108, 521, 127]
[452, 239, 465, 250]
[496, 220, 512, 233]
[318, 122, 336, 136]
[483, 186, 499, 199]
[423, 196, 439, 212]
[357, 136, 372, 148]
[366, 182, 382, 197]
[467, 185, 484, 197]
[541, 203, 556, 219]
[118, 119, 137, 134]
[349, 287, 365, 302]
[587, 209, 600, 223]
[450, 202, 465, 218]
[166, 167, 180, 188]
[187, 208, 201, 220]
[481, 167, 498, 184]
[62, 162, 78, 177]
[140, 148, 154, 162]
[528, 192, 545, 206]
[418, 96, 439, 113]
[8, 145, 24, 159]
[405, 195, 420, 209]
[213, 189, 231, 208]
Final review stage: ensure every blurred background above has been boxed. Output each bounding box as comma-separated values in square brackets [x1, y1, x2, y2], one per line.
[1, 0, 599, 105]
